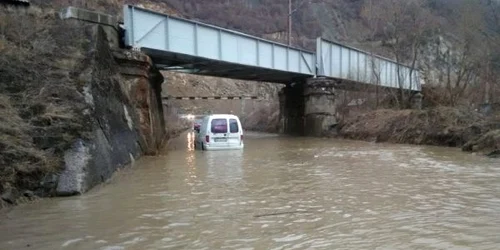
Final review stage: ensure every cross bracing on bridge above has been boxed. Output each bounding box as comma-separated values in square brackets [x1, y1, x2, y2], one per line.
[123, 5, 421, 91]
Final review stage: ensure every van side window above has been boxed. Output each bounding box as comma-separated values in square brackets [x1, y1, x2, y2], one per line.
[211, 119, 227, 133]
[229, 119, 239, 133]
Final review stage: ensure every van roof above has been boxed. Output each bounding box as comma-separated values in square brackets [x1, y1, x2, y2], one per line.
[206, 114, 240, 119]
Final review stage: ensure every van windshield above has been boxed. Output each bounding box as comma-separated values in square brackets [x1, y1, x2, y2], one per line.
[211, 119, 227, 133]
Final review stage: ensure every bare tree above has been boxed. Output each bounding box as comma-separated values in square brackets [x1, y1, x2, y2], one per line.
[432, 1, 487, 106]
[360, 0, 383, 108]
[361, 0, 436, 108]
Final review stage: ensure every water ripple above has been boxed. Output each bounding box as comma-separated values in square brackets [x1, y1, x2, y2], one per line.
[0, 134, 499, 249]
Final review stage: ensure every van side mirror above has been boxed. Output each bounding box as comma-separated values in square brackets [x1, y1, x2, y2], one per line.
[194, 127, 200, 133]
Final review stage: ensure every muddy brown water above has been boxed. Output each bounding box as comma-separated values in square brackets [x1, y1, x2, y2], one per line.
[1, 132, 500, 250]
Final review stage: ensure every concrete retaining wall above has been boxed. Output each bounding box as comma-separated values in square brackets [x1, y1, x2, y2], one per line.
[56, 25, 165, 195]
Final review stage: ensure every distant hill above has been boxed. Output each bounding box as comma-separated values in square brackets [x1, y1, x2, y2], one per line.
[162, 0, 499, 49]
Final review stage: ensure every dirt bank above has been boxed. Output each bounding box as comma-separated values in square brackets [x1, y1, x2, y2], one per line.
[0, 95, 59, 208]
[462, 130, 500, 157]
[338, 106, 500, 157]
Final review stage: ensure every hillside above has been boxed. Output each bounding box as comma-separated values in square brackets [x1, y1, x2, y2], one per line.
[162, 0, 499, 47]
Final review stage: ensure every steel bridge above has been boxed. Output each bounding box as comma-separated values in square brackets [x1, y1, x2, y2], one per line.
[123, 5, 421, 91]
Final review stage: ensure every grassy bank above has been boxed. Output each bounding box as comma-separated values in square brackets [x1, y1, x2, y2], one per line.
[0, 7, 91, 206]
[0, 95, 59, 208]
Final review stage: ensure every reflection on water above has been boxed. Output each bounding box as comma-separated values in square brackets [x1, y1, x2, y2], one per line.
[186, 131, 195, 152]
[1, 132, 500, 250]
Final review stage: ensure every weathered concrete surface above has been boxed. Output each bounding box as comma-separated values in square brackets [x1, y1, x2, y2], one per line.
[56, 25, 165, 195]
[60, 6, 117, 27]
[303, 78, 338, 136]
[278, 89, 286, 134]
[60, 7, 119, 48]
[410, 92, 424, 110]
[278, 78, 338, 136]
[113, 50, 166, 155]
[278, 77, 346, 136]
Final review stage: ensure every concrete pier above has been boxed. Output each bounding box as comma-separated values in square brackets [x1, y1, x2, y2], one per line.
[278, 83, 305, 135]
[279, 78, 339, 136]
[279, 77, 425, 137]
[303, 78, 337, 136]
[410, 92, 424, 110]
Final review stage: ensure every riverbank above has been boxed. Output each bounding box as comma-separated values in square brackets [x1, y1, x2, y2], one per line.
[337, 106, 500, 157]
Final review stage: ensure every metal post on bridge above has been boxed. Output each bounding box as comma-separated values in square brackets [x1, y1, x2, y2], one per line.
[287, 0, 317, 46]
[288, 0, 292, 46]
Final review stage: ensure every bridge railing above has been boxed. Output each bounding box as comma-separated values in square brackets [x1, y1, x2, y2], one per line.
[316, 38, 421, 91]
[123, 5, 315, 76]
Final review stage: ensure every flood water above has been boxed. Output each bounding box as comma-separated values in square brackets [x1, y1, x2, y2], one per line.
[1, 132, 500, 250]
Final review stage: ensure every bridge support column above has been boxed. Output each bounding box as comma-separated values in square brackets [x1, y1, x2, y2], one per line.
[303, 78, 337, 137]
[113, 50, 166, 155]
[278, 89, 286, 134]
[410, 92, 423, 110]
[278, 83, 305, 135]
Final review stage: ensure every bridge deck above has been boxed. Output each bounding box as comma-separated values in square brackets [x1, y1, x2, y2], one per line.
[123, 5, 315, 84]
[123, 5, 421, 91]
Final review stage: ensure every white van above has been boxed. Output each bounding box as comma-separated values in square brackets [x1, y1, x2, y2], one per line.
[194, 114, 244, 151]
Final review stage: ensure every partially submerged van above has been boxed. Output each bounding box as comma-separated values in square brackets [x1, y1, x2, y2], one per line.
[194, 114, 244, 151]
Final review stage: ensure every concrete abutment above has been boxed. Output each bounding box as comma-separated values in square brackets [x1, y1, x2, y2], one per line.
[279, 78, 338, 136]
[410, 92, 424, 110]
[303, 78, 338, 137]
[279, 82, 305, 135]
[55, 7, 166, 196]
[279, 77, 423, 136]
[113, 50, 166, 155]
